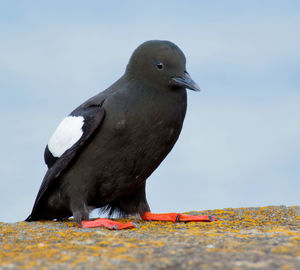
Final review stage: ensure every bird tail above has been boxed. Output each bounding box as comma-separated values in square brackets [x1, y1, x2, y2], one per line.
[25, 214, 32, 221]
[25, 200, 45, 221]
[25, 211, 39, 221]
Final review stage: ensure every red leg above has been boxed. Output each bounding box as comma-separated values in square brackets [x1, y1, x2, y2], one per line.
[81, 218, 137, 230]
[141, 212, 217, 222]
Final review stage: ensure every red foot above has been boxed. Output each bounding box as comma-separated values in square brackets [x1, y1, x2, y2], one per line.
[81, 218, 137, 230]
[141, 212, 217, 222]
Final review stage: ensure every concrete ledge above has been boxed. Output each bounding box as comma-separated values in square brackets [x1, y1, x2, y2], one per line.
[1, 206, 299, 269]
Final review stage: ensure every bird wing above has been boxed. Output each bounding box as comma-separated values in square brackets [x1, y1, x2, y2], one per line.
[26, 104, 105, 221]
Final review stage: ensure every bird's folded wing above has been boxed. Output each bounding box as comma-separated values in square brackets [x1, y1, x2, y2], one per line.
[27, 105, 105, 220]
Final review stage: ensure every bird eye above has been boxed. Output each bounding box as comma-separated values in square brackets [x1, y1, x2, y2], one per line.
[156, 62, 164, 70]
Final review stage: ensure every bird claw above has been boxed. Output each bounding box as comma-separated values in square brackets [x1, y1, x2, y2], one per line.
[141, 212, 218, 222]
[81, 218, 137, 230]
[178, 214, 218, 222]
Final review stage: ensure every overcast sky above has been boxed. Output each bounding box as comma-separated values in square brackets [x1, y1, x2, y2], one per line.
[1, 1, 299, 222]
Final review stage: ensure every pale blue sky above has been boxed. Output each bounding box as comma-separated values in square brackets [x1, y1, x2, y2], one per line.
[1, 1, 299, 222]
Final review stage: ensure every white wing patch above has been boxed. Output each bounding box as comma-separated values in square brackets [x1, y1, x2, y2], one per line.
[48, 116, 84, 158]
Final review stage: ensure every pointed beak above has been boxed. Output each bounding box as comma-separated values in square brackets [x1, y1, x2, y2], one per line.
[172, 72, 201, 92]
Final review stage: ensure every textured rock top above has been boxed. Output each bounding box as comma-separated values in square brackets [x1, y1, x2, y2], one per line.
[1, 206, 299, 269]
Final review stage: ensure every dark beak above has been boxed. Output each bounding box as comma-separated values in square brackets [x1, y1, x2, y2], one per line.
[172, 72, 201, 92]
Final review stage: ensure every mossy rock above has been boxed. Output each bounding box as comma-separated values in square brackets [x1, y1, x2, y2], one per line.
[1, 206, 299, 269]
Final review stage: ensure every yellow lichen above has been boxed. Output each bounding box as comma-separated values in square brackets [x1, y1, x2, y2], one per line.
[0, 206, 299, 269]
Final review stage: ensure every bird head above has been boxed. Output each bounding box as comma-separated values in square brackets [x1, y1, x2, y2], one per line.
[126, 40, 200, 92]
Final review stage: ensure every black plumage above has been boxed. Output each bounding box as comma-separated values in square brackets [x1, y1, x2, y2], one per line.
[26, 40, 200, 225]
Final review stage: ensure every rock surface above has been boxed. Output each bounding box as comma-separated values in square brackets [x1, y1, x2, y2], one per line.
[0, 206, 299, 269]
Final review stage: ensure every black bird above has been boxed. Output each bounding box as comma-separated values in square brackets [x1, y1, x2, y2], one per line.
[26, 40, 216, 229]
